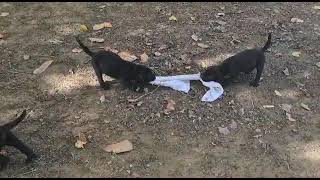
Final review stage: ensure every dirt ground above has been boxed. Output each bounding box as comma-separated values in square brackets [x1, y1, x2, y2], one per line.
[0, 2, 320, 178]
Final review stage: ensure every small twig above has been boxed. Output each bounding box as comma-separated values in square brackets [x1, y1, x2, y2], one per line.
[128, 85, 160, 103]
[83, 60, 91, 64]
[251, 99, 255, 109]
[33, 55, 57, 58]
[7, 69, 32, 74]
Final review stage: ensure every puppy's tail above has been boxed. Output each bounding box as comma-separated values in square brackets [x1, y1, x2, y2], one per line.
[76, 35, 94, 57]
[261, 32, 272, 52]
[2, 110, 27, 130]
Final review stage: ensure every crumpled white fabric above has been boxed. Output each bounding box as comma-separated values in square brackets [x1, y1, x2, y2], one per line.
[150, 73, 224, 102]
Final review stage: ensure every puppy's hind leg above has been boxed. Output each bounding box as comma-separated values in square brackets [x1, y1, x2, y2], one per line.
[122, 79, 143, 92]
[250, 61, 265, 87]
[6, 132, 37, 163]
[0, 155, 9, 171]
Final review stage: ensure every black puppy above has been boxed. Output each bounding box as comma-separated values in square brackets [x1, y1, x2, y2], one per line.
[201, 33, 272, 87]
[76, 36, 156, 92]
[0, 110, 37, 170]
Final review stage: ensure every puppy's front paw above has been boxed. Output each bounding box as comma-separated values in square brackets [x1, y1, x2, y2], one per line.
[135, 86, 144, 93]
[249, 82, 259, 87]
[101, 84, 111, 90]
[0, 156, 9, 171]
[25, 154, 38, 164]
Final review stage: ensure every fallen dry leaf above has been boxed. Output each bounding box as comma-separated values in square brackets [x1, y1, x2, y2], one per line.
[313, 6, 320, 10]
[100, 95, 106, 103]
[292, 51, 301, 57]
[291, 18, 304, 23]
[69, 69, 74, 74]
[118, 51, 137, 62]
[229, 120, 237, 130]
[140, 53, 149, 63]
[75, 132, 87, 149]
[169, 15, 177, 21]
[79, 132, 87, 142]
[300, 103, 310, 111]
[89, 37, 105, 43]
[104, 140, 133, 154]
[49, 39, 63, 44]
[72, 48, 83, 53]
[263, 105, 275, 108]
[33, 60, 53, 75]
[315, 62, 320, 68]
[104, 46, 119, 54]
[93, 22, 112, 31]
[281, 104, 292, 113]
[154, 52, 161, 56]
[164, 99, 176, 115]
[191, 34, 199, 41]
[79, 24, 88, 32]
[286, 112, 296, 122]
[0, 12, 9, 17]
[75, 140, 85, 149]
[283, 67, 290, 76]
[218, 127, 230, 135]
[197, 43, 209, 49]
[23, 55, 30, 60]
[216, 12, 225, 17]
[136, 101, 143, 107]
[274, 90, 282, 96]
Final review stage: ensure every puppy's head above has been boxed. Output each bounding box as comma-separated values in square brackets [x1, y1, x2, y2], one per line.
[200, 65, 223, 82]
[137, 66, 156, 82]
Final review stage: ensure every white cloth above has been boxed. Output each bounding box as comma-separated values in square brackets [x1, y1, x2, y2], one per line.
[150, 73, 224, 102]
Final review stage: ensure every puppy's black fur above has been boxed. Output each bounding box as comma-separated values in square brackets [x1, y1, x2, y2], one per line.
[76, 36, 156, 92]
[201, 33, 272, 87]
[0, 110, 37, 171]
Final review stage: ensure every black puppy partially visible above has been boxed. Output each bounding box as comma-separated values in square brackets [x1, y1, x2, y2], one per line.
[76, 36, 156, 92]
[0, 110, 37, 171]
[201, 33, 272, 87]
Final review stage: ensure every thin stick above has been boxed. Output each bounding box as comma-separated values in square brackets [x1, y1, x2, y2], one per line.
[128, 85, 160, 103]
[33, 55, 57, 58]
[13, 70, 32, 74]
